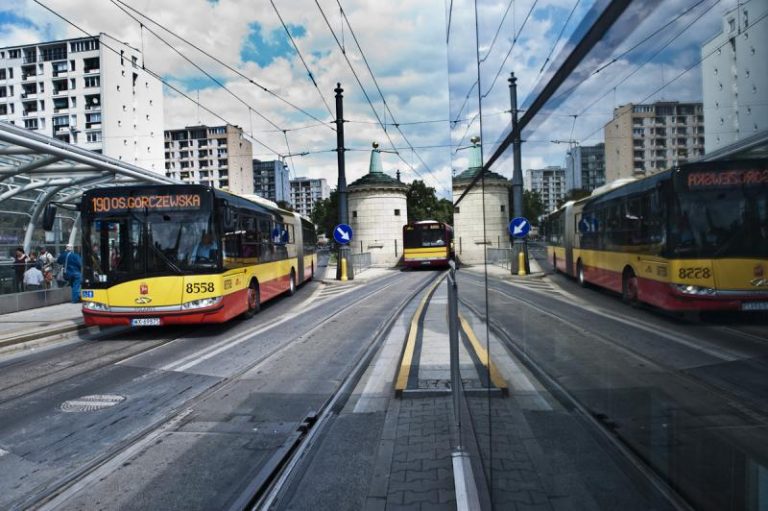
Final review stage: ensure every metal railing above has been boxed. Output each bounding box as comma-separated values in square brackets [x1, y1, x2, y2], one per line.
[349, 252, 371, 274]
[486, 247, 515, 270]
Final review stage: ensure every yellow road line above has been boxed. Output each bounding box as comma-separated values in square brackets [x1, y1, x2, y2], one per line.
[458, 314, 508, 393]
[394, 275, 445, 396]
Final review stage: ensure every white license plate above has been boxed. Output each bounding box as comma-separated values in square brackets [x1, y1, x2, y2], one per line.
[131, 318, 161, 326]
[741, 302, 768, 311]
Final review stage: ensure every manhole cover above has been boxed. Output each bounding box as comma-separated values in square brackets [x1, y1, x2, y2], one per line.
[60, 395, 126, 413]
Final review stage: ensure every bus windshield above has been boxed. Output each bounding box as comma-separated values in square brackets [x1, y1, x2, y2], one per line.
[670, 190, 768, 258]
[84, 210, 217, 287]
[404, 225, 446, 248]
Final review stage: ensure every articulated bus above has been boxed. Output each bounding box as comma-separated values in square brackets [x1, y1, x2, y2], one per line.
[403, 220, 454, 268]
[543, 159, 768, 312]
[79, 184, 317, 326]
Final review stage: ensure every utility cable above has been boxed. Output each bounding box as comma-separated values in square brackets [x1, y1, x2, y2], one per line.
[479, 0, 515, 63]
[32, 0, 283, 156]
[538, 0, 581, 76]
[113, 0, 334, 130]
[269, 0, 336, 120]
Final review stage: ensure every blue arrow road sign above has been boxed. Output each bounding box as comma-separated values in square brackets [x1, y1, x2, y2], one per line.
[508, 217, 531, 238]
[334, 223, 353, 245]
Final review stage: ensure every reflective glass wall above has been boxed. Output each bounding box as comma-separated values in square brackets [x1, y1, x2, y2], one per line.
[449, 0, 768, 508]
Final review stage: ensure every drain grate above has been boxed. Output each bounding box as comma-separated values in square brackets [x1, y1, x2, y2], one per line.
[60, 394, 126, 413]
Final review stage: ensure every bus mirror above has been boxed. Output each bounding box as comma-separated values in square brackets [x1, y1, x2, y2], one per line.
[42, 204, 56, 231]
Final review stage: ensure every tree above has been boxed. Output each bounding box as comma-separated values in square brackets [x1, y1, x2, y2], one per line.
[406, 180, 452, 225]
[556, 188, 591, 209]
[522, 189, 545, 225]
[310, 191, 338, 239]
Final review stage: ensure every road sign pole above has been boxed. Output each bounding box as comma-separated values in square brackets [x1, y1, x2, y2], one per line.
[509, 73, 529, 274]
[335, 83, 353, 281]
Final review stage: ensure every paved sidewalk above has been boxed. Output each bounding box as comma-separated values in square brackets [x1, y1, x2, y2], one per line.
[0, 302, 85, 355]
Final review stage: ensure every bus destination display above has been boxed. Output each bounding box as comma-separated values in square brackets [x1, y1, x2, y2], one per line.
[686, 168, 768, 189]
[90, 193, 203, 214]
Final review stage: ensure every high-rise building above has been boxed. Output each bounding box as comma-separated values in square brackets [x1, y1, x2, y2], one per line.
[604, 102, 705, 183]
[565, 143, 605, 193]
[253, 159, 290, 203]
[525, 166, 565, 214]
[0, 34, 164, 172]
[702, 0, 768, 154]
[290, 177, 330, 217]
[164, 125, 253, 194]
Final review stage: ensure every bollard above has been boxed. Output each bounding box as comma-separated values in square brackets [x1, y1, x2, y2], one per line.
[341, 257, 348, 281]
[517, 251, 526, 276]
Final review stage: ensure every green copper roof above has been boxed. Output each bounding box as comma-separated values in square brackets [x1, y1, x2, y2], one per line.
[348, 144, 407, 189]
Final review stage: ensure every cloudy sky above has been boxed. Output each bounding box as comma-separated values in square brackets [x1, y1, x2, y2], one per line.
[0, 0, 748, 198]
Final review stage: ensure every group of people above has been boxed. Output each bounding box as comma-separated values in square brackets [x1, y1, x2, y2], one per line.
[12, 244, 82, 303]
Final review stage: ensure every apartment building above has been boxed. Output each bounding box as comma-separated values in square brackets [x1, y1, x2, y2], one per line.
[565, 143, 605, 193]
[604, 102, 705, 183]
[253, 159, 290, 203]
[164, 125, 254, 194]
[290, 177, 330, 217]
[0, 34, 164, 172]
[702, 0, 768, 154]
[525, 166, 566, 214]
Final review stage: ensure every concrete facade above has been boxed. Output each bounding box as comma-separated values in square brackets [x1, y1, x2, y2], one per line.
[0, 34, 165, 172]
[565, 143, 605, 192]
[290, 177, 330, 217]
[526, 166, 565, 214]
[604, 102, 705, 183]
[164, 124, 254, 194]
[253, 159, 290, 203]
[702, 0, 768, 154]
[348, 147, 408, 267]
[453, 145, 511, 265]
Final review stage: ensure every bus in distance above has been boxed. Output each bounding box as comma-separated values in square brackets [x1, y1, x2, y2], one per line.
[79, 184, 316, 326]
[542, 159, 768, 312]
[403, 220, 454, 268]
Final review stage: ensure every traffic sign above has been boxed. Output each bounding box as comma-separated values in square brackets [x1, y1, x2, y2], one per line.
[334, 223, 353, 244]
[508, 217, 531, 238]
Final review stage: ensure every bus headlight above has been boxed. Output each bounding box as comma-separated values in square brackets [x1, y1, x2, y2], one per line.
[83, 301, 110, 312]
[672, 284, 716, 296]
[181, 296, 223, 310]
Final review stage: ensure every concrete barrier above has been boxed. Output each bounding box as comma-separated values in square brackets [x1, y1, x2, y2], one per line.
[0, 287, 71, 315]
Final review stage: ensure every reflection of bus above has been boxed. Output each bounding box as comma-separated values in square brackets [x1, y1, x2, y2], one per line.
[80, 185, 317, 326]
[403, 221, 454, 268]
[543, 159, 768, 311]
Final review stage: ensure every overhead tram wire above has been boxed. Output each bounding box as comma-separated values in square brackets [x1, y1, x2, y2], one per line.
[111, 0, 285, 135]
[479, 0, 515, 63]
[333, 0, 448, 194]
[548, 0, 717, 108]
[314, 0, 450, 195]
[537, 0, 581, 76]
[269, 0, 336, 121]
[113, 0, 334, 131]
[575, 8, 768, 145]
[482, 0, 538, 99]
[32, 0, 284, 157]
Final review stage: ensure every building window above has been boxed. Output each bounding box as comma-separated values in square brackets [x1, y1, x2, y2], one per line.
[86, 131, 102, 143]
[84, 76, 100, 88]
[500, 205, 505, 212]
[394, 209, 401, 216]
[352, 211, 357, 218]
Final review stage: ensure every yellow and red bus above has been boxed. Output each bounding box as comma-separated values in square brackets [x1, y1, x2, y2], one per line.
[403, 220, 454, 268]
[79, 184, 316, 326]
[543, 159, 768, 312]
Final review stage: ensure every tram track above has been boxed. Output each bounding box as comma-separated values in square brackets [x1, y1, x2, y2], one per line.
[26, 270, 439, 511]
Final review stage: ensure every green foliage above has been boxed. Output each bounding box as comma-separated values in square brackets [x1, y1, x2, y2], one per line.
[406, 180, 453, 225]
[310, 190, 339, 238]
[522, 189, 545, 225]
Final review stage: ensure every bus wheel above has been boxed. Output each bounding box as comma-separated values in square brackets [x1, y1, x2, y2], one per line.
[288, 269, 296, 296]
[622, 269, 639, 306]
[577, 260, 587, 288]
[243, 281, 260, 319]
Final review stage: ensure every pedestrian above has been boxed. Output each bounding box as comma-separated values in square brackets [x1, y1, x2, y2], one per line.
[57, 244, 82, 303]
[38, 246, 55, 289]
[12, 247, 28, 293]
[23, 263, 44, 291]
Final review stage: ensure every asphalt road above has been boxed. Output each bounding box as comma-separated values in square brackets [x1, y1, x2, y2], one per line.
[456, 255, 768, 511]
[0, 268, 433, 511]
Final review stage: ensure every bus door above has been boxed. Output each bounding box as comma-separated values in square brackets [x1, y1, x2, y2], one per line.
[563, 202, 576, 276]
[292, 213, 304, 279]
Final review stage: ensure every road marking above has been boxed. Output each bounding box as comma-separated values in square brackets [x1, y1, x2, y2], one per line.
[458, 315, 507, 393]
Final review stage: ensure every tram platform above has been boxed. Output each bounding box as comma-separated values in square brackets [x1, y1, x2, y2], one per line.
[0, 301, 86, 356]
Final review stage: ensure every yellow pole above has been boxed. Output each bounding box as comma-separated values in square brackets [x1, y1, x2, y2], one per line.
[517, 251, 526, 276]
[340, 256, 348, 281]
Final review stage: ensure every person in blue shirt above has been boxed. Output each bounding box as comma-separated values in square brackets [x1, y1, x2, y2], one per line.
[57, 244, 82, 303]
